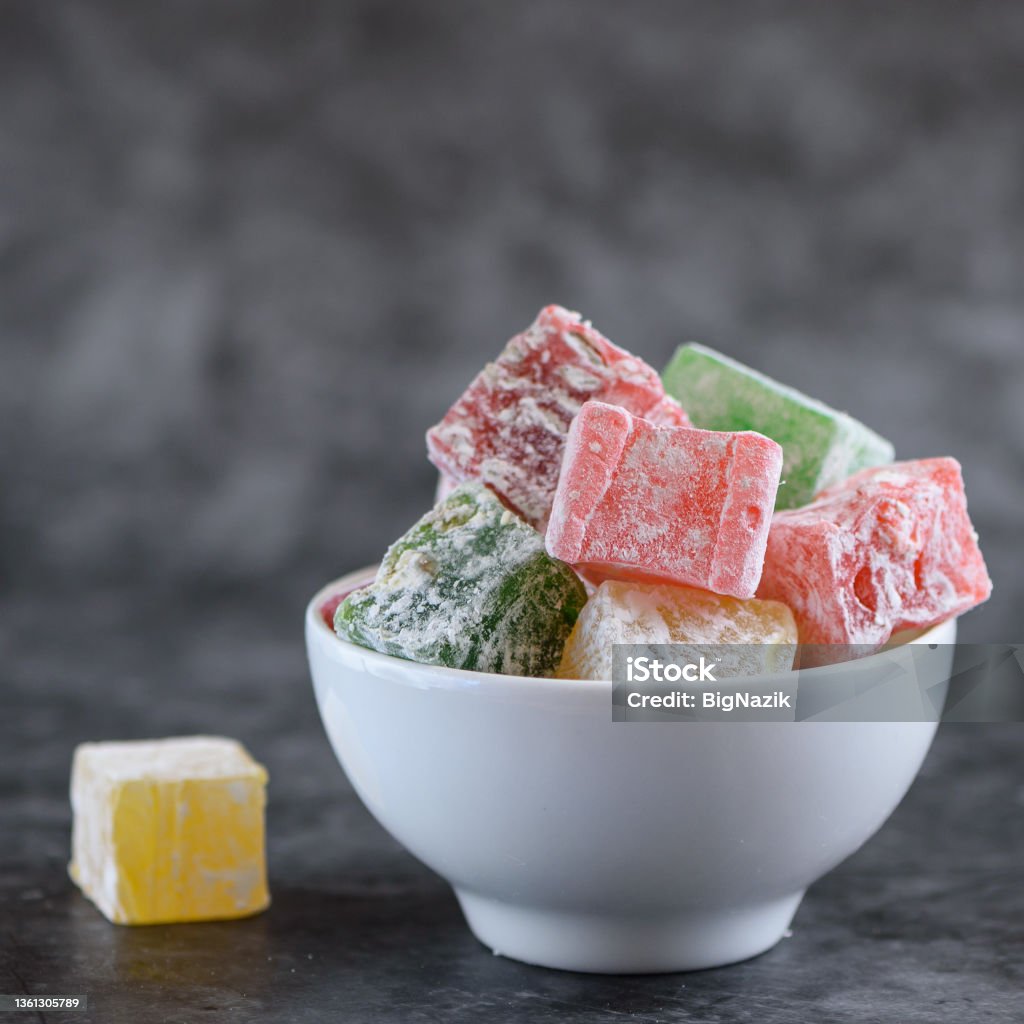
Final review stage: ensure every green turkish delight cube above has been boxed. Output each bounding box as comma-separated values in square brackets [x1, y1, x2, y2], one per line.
[335, 483, 587, 675]
[662, 343, 894, 509]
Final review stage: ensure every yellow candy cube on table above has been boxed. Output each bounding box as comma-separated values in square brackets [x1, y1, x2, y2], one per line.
[557, 581, 798, 681]
[69, 736, 270, 925]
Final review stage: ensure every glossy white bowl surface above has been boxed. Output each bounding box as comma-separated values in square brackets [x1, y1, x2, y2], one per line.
[306, 568, 955, 974]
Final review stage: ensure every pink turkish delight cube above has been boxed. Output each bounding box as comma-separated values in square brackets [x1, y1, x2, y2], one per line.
[545, 401, 783, 599]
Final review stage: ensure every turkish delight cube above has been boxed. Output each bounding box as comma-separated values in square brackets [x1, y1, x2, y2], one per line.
[663, 343, 894, 509]
[336, 483, 587, 676]
[546, 401, 782, 599]
[426, 305, 688, 529]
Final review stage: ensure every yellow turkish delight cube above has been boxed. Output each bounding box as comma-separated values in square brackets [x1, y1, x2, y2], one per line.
[69, 736, 270, 925]
[557, 580, 797, 681]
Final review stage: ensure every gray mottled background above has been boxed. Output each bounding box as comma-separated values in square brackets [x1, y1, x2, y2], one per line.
[2, 0, 1022, 646]
[3, 4, 1024, 1020]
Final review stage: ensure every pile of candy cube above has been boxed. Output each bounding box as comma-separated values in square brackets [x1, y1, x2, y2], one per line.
[334, 306, 991, 678]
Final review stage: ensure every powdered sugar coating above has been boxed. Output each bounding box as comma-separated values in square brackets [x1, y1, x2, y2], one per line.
[434, 471, 460, 504]
[663, 343, 894, 510]
[426, 305, 689, 530]
[545, 401, 783, 599]
[556, 580, 797, 681]
[756, 458, 992, 661]
[335, 483, 587, 676]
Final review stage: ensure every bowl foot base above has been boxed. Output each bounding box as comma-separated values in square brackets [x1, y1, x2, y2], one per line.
[456, 889, 804, 974]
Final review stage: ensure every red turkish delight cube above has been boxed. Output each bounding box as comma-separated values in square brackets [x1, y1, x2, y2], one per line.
[426, 305, 687, 529]
[756, 458, 992, 657]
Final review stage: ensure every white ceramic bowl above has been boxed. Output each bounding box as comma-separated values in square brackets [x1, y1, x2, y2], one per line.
[306, 568, 955, 974]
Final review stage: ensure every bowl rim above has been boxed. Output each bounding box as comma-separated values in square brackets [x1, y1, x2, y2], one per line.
[306, 567, 958, 695]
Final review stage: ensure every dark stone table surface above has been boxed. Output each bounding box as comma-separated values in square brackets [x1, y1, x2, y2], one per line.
[2, 591, 1022, 1023]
